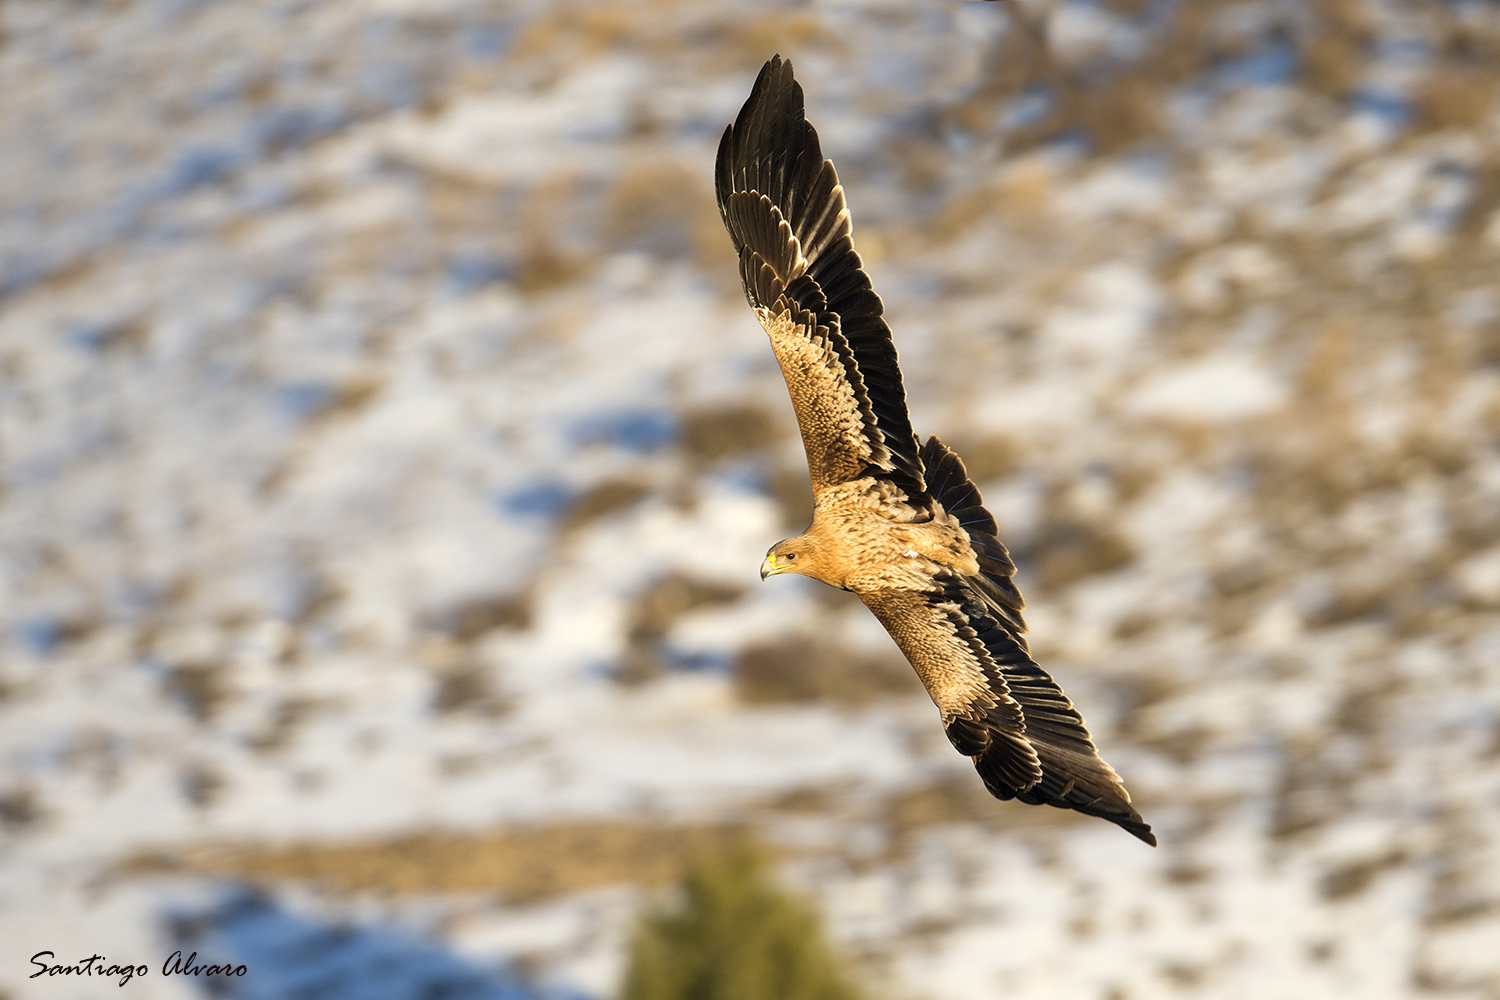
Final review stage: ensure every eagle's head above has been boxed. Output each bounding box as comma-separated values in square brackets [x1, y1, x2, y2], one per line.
[760, 535, 835, 586]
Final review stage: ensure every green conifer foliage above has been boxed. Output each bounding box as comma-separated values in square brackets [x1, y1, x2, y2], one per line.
[620, 842, 865, 1000]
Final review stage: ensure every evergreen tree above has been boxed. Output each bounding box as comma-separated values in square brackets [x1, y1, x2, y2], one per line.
[621, 842, 864, 1000]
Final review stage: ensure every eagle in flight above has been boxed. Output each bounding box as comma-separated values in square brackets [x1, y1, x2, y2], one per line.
[716, 56, 1153, 845]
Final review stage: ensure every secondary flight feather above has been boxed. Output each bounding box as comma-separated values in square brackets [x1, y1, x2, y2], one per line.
[717, 56, 1154, 846]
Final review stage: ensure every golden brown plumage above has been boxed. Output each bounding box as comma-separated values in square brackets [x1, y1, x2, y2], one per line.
[719, 56, 1154, 845]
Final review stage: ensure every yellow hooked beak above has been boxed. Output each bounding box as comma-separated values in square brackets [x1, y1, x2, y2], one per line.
[762, 546, 801, 580]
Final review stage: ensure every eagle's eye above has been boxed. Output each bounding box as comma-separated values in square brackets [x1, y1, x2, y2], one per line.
[784, 553, 796, 561]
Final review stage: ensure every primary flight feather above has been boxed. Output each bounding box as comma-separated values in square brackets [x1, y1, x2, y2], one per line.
[717, 55, 1154, 846]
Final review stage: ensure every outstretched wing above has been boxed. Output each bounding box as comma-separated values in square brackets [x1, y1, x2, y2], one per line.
[862, 586, 1044, 791]
[865, 437, 1155, 846]
[716, 55, 924, 498]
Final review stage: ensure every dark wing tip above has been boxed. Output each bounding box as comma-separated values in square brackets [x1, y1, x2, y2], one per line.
[1058, 787, 1155, 846]
[1108, 810, 1157, 846]
[1002, 765, 1157, 846]
[716, 54, 821, 223]
[737, 54, 799, 137]
[945, 580, 1153, 846]
[1009, 755, 1157, 845]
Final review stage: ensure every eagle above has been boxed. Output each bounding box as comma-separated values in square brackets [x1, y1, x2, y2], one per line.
[716, 56, 1154, 846]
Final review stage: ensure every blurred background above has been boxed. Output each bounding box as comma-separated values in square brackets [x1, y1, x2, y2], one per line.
[4, 0, 1500, 997]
